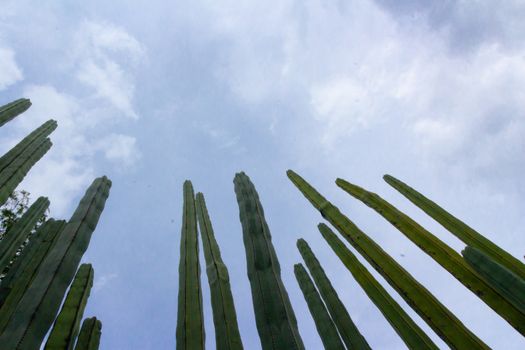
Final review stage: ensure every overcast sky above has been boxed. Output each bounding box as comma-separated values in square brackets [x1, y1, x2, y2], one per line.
[1, 1, 525, 349]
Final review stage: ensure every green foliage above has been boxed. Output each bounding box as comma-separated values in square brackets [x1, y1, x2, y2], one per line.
[0, 98, 31, 127]
[297, 238, 371, 350]
[0, 190, 31, 236]
[293, 263, 345, 350]
[74, 317, 102, 350]
[176, 181, 205, 350]
[45, 264, 94, 350]
[234, 172, 304, 350]
[195, 192, 243, 350]
[287, 169, 488, 350]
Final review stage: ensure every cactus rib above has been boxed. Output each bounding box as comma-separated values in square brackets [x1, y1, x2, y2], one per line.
[297, 239, 371, 350]
[294, 263, 345, 350]
[287, 170, 488, 350]
[234, 172, 304, 350]
[337, 178, 525, 335]
[0, 177, 111, 349]
[45, 264, 95, 350]
[0, 98, 31, 127]
[384, 174, 525, 281]
[176, 181, 205, 350]
[74, 317, 102, 350]
[195, 192, 243, 350]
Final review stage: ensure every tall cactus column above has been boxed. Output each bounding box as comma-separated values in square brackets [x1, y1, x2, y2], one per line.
[234, 172, 304, 350]
[176, 181, 205, 350]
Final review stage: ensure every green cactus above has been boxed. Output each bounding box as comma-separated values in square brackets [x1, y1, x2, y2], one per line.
[319, 224, 439, 350]
[337, 178, 525, 335]
[176, 181, 205, 350]
[0, 98, 31, 127]
[0, 137, 52, 206]
[234, 172, 304, 350]
[45, 264, 95, 350]
[74, 317, 102, 350]
[195, 192, 243, 350]
[0, 177, 111, 349]
[0, 196, 49, 271]
[294, 263, 345, 350]
[287, 170, 488, 350]
[384, 174, 525, 281]
[0, 220, 65, 330]
[297, 239, 371, 350]
[462, 246, 525, 315]
[0, 119, 57, 172]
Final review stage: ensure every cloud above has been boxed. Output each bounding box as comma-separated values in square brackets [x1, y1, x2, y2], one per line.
[95, 133, 141, 167]
[93, 272, 118, 293]
[0, 46, 23, 90]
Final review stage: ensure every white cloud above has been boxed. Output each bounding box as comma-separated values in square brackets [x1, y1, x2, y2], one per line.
[93, 272, 118, 293]
[0, 46, 23, 90]
[95, 133, 140, 167]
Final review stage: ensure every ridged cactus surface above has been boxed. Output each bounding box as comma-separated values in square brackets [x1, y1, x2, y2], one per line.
[318, 223, 439, 350]
[45, 264, 94, 350]
[74, 317, 102, 350]
[195, 192, 243, 350]
[287, 170, 488, 350]
[294, 263, 345, 350]
[384, 174, 525, 281]
[176, 181, 205, 350]
[297, 238, 371, 350]
[337, 178, 525, 335]
[0, 196, 49, 271]
[0, 177, 111, 349]
[0, 98, 31, 127]
[234, 172, 304, 350]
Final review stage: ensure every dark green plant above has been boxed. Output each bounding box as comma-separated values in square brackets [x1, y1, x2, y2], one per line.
[287, 170, 488, 350]
[297, 239, 371, 350]
[176, 181, 205, 350]
[294, 263, 345, 350]
[74, 317, 102, 350]
[45, 264, 94, 350]
[0, 98, 31, 127]
[195, 192, 243, 350]
[0, 190, 31, 236]
[234, 172, 304, 350]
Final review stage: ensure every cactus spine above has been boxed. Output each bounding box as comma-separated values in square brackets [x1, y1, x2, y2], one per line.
[74, 317, 102, 350]
[297, 239, 371, 350]
[234, 172, 304, 350]
[195, 192, 243, 350]
[0, 177, 111, 349]
[319, 224, 439, 350]
[462, 246, 525, 315]
[294, 263, 345, 350]
[0, 196, 49, 271]
[287, 170, 488, 350]
[176, 181, 205, 350]
[337, 178, 525, 335]
[45, 264, 95, 350]
[384, 174, 525, 281]
[0, 98, 31, 127]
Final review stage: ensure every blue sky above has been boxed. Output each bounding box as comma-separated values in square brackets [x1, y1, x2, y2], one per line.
[1, 1, 525, 349]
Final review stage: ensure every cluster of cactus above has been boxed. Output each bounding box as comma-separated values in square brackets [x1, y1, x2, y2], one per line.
[0, 98, 111, 349]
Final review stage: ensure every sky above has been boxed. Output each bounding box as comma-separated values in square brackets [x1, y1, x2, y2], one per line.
[1, 0, 525, 349]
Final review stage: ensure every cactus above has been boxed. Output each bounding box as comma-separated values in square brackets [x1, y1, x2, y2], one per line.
[0, 98, 31, 127]
[234, 172, 304, 350]
[0, 220, 65, 330]
[462, 246, 525, 315]
[287, 170, 488, 350]
[0, 196, 49, 272]
[195, 192, 243, 350]
[384, 174, 525, 281]
[0, 177, 111, 349]
[0, 137, 52, 206]
[176, 181, 205, 350]
[45, 264, 95, 350]
[319, 224, 439, 350]
[337, 178, 525, 335]
[74, 317, 102, 350]
[294, 263, 345, 350]
[297, 239, 371, 350]
[0, 119, 57, 172]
